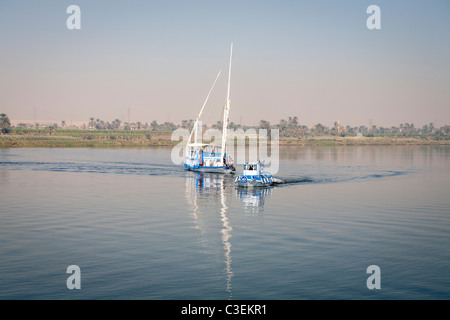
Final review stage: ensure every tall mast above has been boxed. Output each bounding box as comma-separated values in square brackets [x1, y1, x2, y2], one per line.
[221, 43, 233, 162]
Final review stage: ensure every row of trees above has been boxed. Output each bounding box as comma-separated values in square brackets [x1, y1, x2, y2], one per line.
[125, 116, 450, 139]
[1, 113, 449, 139]
[88, 116, 447, 138]
[87, 118, 178, 131]
[258, 117, 446, 138]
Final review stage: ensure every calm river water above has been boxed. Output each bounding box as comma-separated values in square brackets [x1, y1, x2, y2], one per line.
[0, 146, 449, 299]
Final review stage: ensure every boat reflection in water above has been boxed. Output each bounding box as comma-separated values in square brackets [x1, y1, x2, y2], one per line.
[185, 171, 234, 299]
[186, 171, 273, 299]
[185, 171, 273, 299]
[235, 186, 273, 215]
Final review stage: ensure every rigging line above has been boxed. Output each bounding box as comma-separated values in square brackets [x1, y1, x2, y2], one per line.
[188, 69, 222, 145]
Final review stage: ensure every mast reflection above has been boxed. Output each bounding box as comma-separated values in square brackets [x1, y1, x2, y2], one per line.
[185, 171, 273, 299]
[185, 171, 234, 299]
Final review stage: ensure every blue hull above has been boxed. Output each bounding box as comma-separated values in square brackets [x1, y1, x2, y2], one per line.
[185, 164, 236, 174]
[235, 174, 273, 187]
[235, 180, 273, 188]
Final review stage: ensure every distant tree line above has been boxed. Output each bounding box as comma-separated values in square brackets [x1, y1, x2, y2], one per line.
[90, 115, 449, 140]
[256, 116, 450, 140]
[86, 118, 179, 131]
[2, 113, 450, 140]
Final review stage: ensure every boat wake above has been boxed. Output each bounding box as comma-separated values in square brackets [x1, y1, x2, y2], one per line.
[0, 160, 184, 176]
[270, 169, 412, 187]
[271, 177, 313, 185]
[2, 158, 414, 186]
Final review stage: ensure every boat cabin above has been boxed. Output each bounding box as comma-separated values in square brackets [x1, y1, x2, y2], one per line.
[243, 162, 262, 176]
[185, 143, 231, 169]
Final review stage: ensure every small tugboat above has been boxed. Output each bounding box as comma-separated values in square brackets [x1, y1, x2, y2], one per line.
[235, 161, 274, 187]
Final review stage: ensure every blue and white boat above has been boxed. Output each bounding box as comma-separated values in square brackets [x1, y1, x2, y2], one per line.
[235, 161, 274, 187]
[184, 43, 235, 174]
[184, 144, 235, 174]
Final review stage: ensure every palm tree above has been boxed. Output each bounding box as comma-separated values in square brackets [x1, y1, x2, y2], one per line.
[89, 117, 95, 129]
[0, 113, 11, 134]
[150, 121, 158, 131]
[259, 119, 271, 130]
[112, 119, 121, 130]
[188, 119, 194, 131]
[314, 123, 326, 135]
[278, 119, 288, 131]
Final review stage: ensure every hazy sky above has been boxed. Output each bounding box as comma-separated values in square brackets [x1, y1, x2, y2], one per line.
[0, 0, 449, 127]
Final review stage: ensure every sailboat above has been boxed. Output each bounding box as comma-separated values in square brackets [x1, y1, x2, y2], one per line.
[184, 43, 236, 174]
